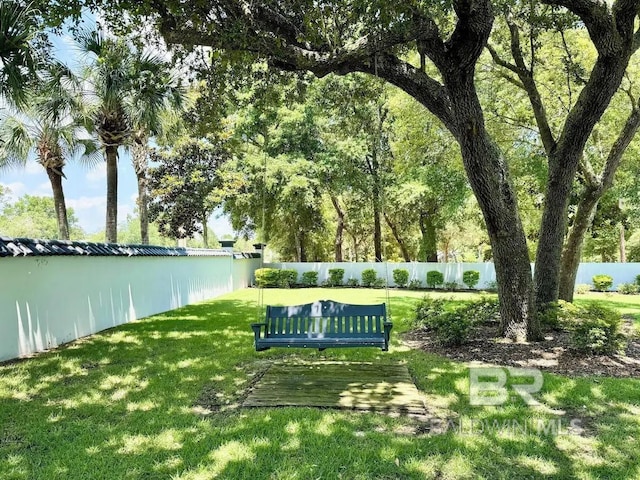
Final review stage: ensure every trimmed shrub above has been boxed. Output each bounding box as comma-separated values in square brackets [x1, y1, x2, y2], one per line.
[255, 268, 280, 287]
[278, 269, 297, 288]
[426, 270, 444, 289]
[347, 277, 359, 287]
[462, 270, 480, 289]
[414, 296, 447, 328]
[393, 269, 409, 288]
[444, 281, 459, 291]
[569, 304, 626, 354]
[536, 300, 581, 331]
[592, 274, 613, 292]
[575, 284, 591, 295]
[361, 268, 377, 287]
[327, 268, 345, 287]
[301, 271, 318, 287]
[430, 310, 474, 346]
[414, 296, 473, 346]
[618, 283, 639, 295]
[408, 279, 423, 290]
[462, 297, 500, 324]
[373, 277, 386, 288]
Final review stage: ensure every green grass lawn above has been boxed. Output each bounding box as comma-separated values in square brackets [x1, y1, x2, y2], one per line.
[1, 288, 640, 479]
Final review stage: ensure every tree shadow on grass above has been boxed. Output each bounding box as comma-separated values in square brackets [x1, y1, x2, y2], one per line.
[1, 291, 640, 479]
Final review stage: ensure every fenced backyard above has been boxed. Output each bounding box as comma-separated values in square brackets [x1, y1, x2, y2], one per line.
[2, 287, 640, 479]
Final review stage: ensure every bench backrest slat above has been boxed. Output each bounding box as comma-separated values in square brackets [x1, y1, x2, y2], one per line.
[264, 301, 386, 338]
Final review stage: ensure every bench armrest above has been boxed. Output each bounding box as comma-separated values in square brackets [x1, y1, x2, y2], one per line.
[251, 322, 267, 341]
[383, 321, 393, 350]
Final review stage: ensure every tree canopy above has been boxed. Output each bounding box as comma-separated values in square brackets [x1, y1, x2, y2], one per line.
[6, 0, 640, 341]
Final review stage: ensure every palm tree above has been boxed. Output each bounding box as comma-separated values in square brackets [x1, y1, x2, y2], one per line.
[77, 31, 133, 243]
[129, 54, 184, 244]
[78, 31, 184, 244]
[0, 0, 39, 108]
[0, 63, 99, 239]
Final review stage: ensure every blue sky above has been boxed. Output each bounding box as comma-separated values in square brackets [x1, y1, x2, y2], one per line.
[0, 26, 233, 239]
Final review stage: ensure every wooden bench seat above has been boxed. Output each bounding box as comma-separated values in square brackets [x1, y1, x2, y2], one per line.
[251, 300, 392, 351]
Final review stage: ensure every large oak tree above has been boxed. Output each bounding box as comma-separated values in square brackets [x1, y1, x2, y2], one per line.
[57, 0, 640, 340]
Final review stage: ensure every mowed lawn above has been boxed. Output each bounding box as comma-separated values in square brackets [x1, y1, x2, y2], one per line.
[1, 288, 640, 479]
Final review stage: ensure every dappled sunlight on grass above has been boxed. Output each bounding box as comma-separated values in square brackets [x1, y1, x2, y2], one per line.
[116, 429, 186, 454]
[1, 288, 639, 478]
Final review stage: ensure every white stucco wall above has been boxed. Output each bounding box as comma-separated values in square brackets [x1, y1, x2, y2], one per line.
[267, 262, 640, 289]
[0, 255, 260, 362]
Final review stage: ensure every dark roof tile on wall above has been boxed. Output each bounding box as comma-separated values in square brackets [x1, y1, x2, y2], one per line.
[0, 237, 234, 258]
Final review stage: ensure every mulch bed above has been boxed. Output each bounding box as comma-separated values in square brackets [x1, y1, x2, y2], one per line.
[405, 319, 640, 378]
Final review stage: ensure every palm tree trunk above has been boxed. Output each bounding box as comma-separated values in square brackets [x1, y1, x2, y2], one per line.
[132, 140, 149, 244]
[46, 167, 70, 240]
[105, 146, 118, 243]
[137, 174, 149, 244]
[202, 210, 209, 248]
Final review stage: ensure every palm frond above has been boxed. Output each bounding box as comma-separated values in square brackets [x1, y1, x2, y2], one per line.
[0, 113, 34, 168]
[73, 28, 104, 57]
[72, 138, 102, 167]
[0, 0, 39, 108]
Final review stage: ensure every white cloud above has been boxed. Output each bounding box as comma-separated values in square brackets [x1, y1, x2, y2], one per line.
[25, 161, 43, 175]
[67, 196, 106, 234]
[118, 202, 135, 220]
[68, 196, 106, 210]
[34, 182, 51, 196]
[0, 182, 28, 199]
[86, 163, 106, 182]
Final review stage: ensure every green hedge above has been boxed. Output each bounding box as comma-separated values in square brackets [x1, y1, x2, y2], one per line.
[462, 270, 480, 289]
[361, 269, 377, 287]
[327, 268, 345, 287]
[393, 269, 409, 288]
[301, 271, 318, 287]
[592, 274, 613, 292]
[255, 268, 297, 288]
[426, 270, 444, 289]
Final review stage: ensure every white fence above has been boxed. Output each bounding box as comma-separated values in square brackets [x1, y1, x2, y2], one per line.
[267, 262, 640, 289]
[0, 254, 260, 362]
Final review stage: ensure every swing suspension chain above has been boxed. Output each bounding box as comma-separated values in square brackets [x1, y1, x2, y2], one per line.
[256, 152, 268, 323]
[374, 53, 392, 322]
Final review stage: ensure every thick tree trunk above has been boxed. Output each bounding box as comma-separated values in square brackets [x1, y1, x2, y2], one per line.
[132, 141, 149, 245]
[330, 195, 344, 262]
[464, 136, 536, 340]
[558, 189, 600, 302]
[419, 212, 438, 262]
[448, 78, 537, 341]
[559, 108, 640, 300]
[46, 167, 70, 240]
[384, 213, 411, 261]
[534, 157, 580, 306]
[534, 56, 636, 308]
[105, 146, 119, 243]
